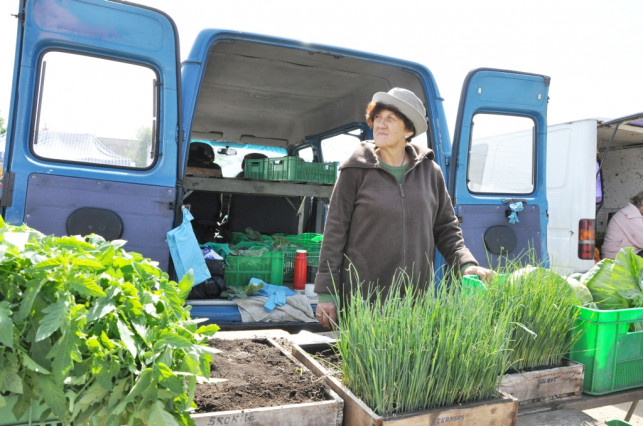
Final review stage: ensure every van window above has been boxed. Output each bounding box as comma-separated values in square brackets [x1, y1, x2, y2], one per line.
[467, 114, 535, 194]
[321, 129, 362, 165]
[31, 51, 157, 168]
[195, 141, 287, 178]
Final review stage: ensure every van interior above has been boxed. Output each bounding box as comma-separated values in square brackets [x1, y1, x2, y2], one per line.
[182, 37, 430, 242]
[595, 113, 643, 246]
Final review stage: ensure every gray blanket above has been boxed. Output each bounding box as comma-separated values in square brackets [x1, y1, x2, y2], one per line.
[234, 293, 317, 322]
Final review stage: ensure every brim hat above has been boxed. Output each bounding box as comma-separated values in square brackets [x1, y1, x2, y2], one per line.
[372, 87, 428, 136]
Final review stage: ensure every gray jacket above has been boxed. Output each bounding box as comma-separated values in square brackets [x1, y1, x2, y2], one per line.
[314, 141, 477, 298]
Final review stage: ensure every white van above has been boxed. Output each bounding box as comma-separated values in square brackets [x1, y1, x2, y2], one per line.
[475, 114, 643, 275]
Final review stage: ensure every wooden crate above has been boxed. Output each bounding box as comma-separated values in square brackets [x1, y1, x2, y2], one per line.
[192, 399, 344, 426]
[500, 358, 584, 407]
[192, 336, 343, 426]
[292, 343, 518, 426]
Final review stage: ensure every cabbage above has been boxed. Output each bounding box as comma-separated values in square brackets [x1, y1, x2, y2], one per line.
[582, 247, 643, 310]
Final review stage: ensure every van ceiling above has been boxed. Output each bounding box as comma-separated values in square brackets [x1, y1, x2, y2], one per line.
[598, 113, 643, 150]
[190, 39, 426, 148]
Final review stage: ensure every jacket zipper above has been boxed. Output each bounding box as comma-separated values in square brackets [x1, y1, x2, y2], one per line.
[399, 182, 407, 266]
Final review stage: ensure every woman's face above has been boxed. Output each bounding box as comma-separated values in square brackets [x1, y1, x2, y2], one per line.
[373, 109, 413, 149]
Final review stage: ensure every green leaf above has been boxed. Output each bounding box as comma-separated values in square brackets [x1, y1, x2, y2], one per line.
[156, 362, 185, 394]
[19, 351, 51, 375]
[196, 323, 220, 336]
[15, 278, 46, 322]
[177, 272, 193, 301]
[114, 368, 153, 412]
[75, 381, 110, 415]
[49, 329, 81, 377]
[0, 301, 14, 348]
[146, 400, 180, 426]
[36, 299, 69, 342]
[37, 375, 67, 420]
[87, 296, 116, 322]
[585, 248, 643, 310]
[71, 257, 106, 271]
[117, 319, 138, 359]
[154, 333, 194, 350]
[69, 276, 106, 298]
[107, 380, 129, 410]
[1, 364, 23, 394]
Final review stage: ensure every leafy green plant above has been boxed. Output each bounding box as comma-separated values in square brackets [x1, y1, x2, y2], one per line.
[580, 247, 643, 310]
[336, 269, 514, 416]
[221, 282, 264, 299]
[481, 266, 583, 371]
[574, 247, 643, 331]
[0, 217, 220, 425]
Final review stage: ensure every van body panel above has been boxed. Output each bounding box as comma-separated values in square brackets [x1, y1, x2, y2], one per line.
[546, 120, 597, 274]
[451, 69, 550, 268]
[3, 0, 180, 268]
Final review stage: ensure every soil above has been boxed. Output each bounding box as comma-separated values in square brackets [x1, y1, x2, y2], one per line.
[193, 337, 329, 413]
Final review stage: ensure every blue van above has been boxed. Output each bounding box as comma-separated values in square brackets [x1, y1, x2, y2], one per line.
[2, 0, 550, 328]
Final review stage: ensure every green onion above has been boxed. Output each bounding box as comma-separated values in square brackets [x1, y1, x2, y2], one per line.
[335, 268, 513, 416]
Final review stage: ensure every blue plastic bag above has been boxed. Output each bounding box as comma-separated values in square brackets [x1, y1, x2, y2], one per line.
[167, 208, 211, 286]
[508, 201, 524, 224]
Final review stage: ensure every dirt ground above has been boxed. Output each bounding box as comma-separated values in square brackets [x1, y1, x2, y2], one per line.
[192, 338, 329, 413]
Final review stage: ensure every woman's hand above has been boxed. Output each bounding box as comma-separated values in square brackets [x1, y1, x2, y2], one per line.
[462, 265, 496, 283]
[315, 301, 337, 329]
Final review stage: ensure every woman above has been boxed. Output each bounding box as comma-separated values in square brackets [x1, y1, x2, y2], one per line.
[600, 190, 643, 259]
[313, 87, 493, 328]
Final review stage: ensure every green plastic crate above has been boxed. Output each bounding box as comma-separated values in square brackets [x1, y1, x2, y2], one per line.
[244, 156, 337, 184]
[569, 306, 643, 395]
[284, 234, 321, 283]
[461, 274, 488, 295]
[225, 251, 284, 287]
[243, 157, 265, 180]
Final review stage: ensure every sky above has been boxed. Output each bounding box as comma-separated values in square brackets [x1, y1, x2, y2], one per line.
[1, 0, 642, 135]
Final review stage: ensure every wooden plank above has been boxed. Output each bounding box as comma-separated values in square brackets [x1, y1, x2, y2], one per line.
[548, 387, 643, 411]
[191, 400, 342, 426]
[184, 176, 334, 198]
[500, 359, 584, 406]
[382, 395, 517, 426]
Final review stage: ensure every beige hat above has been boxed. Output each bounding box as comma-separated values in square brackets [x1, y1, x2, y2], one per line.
[372, 87, 428, 136]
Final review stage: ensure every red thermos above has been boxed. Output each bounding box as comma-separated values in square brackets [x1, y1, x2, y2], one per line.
[293, 249, 308, 290]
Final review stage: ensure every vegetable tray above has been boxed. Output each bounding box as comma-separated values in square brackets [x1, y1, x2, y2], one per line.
[569, 306, 643, 395]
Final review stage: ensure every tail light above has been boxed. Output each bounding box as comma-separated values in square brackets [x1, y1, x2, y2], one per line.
[578, 219, 595, 260]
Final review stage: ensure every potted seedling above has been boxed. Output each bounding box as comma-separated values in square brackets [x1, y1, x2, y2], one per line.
[464, 262, 586, 406]
[294, 270, 519, 425]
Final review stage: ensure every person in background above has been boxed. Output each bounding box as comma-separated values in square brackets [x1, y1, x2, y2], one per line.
[313, 87, 494, 329]
[600, 190, 643, 259]
[184, 142, 222, 243]
[186, 142, 222, 178]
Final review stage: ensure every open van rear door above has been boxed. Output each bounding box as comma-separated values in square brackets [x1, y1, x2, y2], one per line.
[2, 0, 180, 271]
[451, 69, 550, 269]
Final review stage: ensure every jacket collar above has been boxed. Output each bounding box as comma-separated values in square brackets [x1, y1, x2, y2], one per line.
[339, 141, 434, 171]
